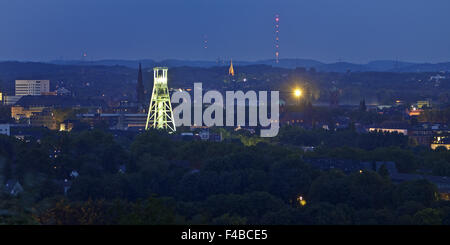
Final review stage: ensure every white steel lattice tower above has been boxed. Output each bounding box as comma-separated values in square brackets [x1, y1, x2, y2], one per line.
[145, 67, 176, 132]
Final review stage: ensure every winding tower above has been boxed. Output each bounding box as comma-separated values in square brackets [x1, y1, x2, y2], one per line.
[145, 67, 176, 132]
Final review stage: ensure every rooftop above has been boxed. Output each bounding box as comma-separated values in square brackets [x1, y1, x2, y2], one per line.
[15, 95, 106, 108]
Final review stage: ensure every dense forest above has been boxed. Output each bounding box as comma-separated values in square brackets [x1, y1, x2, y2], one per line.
[1, 126, 450, 225]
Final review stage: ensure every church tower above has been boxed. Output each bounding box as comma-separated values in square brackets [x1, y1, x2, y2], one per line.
[228, 59, 235, 76]
[136, 63, 145, 104]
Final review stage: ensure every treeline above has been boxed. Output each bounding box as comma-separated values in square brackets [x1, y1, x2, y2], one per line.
[276, 126, 409, 150]
[0, 128, 450, 224]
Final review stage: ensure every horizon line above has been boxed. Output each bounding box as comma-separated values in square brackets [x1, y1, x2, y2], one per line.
[1, 58, 449, 66]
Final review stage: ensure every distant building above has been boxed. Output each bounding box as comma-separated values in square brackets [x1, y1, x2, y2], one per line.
[0, 91, 3, 104]
[41, 91, 57, 96]
[395, 99, 405, 106]
[70, 170, 79, 178]
[4, 80, 51, 105]
[4, 95, 22, 105]
[15, 80, 50, 96]
[375, 161, 450, 196]
[334, 116, 351, 130]
[369, 127, 408, 135]
[301, 146, 315, 152]
[407, 107, 423, 117]
[122, 113, 147, 128]
[10, 124, 48, 142]
[209, 132, 222, 142]
[390, 172, 450, 197]
[416, 99, 431, 109]
[175, 130, 221, 142]
[199, 129, 209, 140]
[195, 129, 222, 142]
[280, 112, 306, 126]
[118, 165, 126, 174]
[55, 87, 71, 96]
[431, 135, 450, 150]
[41, 87, 71, 96]
[4, 180, 24, 196]
[376, 105, 392, 110]
[11, 95, 105, 121]
[59, 120, 74, 132]
[111, 100, 141, 114]
[30, 108, 57, 129]
[77, 113, 147, 130]
[410, 123, 449, 147]
[11, 104, 46, 121]
[368, 121, 409, 135]
[0, 124, 10, 136]
[429, 74, 445, 81]
[409, 125, 433, 146]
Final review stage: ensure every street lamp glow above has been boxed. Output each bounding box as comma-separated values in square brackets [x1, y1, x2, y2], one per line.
[297, 195, 306, 206]
[294, 89, 302, 97]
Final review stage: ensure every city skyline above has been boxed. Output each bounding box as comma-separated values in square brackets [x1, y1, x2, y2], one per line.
[0, 0, 449, 63]
[2, 0, 450, 232]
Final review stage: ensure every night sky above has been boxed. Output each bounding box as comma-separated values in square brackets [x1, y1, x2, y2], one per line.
[0, 0, 449, 63]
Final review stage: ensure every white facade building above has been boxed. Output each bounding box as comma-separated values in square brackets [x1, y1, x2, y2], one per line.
[15, 80, 50, 96]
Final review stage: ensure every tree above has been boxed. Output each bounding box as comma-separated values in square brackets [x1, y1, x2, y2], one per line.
[377, 164, 390, 178]
[0, 105, 13, 123]
[203, 192, 285, 224]
[303, 202, 353, 225]
[394, 180, 439, 206]
[308, 170, 349, 205]
[397, 201, 425, 217]
[211, 213, 247, 225]
[413, 208, 442, 225]
[432, 159, 450, 176]
[117, 196, 177, 225]
[36, 199, 110, 225]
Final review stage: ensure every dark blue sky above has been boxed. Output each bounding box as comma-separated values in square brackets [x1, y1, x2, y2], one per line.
[0, 0, 449, 63]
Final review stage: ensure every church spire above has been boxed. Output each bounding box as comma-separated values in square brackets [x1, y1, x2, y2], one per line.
[136, 63, 145, 103]
[228, 59, 235, 76]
